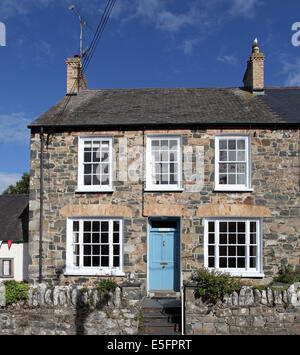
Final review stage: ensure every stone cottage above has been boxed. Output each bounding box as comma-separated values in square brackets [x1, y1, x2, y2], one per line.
[27, 40, 300, 295]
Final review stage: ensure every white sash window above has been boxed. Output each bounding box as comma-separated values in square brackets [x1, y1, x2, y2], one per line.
[66, 218, 124, 276]
[204, 218, 264, 277]
[146, 135, 183, 191]
[215, 135, 252, 191]
[77, 136, 114, 192]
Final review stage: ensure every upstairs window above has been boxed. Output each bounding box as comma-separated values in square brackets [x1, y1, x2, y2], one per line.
[77, 136, 113, 192]
[146, 135, 182, 191]
[215, 135, 252, 191]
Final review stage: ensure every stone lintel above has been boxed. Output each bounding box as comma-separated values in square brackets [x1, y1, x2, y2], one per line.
[197, 204, 271, 217]
[60, 205, 133, 217]
[143, 204, 188, 217]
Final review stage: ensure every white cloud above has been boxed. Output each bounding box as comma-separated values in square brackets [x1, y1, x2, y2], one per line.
[285, 62, 300, 86]
[286, 72, 300, 86]
[0, 0, 262, 57]
[120, 0, 199, 33]
[156, 9, 198, 32]
[217, 54, 238, 65]
[0, 0, 87, 19]
[0, 0, 262, 23]
[123, 0, 261, 31]
[181, 38, 201, 55]
[0, 113, 31, 144]
[279, 56, 300, 87]
[38, 40, 52, 56]
[0, 0, 29, 19]
[0, 172, 22, 194]
[114, 0, 262, 55]
[228, 0, 261, 18]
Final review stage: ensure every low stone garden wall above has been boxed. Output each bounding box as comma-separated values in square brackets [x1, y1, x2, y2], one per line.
[0, 282, 143, 335]
[3, 281, 300, 335]
[185, 283, 300, 335]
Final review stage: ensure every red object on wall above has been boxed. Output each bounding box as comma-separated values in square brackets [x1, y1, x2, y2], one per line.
[7, 240, 13, 248]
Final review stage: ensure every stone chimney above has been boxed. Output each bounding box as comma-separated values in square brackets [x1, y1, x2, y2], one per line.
[66, 56, 88, 95]
[243, 38, 265, 94]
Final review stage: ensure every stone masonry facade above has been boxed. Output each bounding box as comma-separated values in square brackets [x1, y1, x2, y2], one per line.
[29, 127, 300, 287]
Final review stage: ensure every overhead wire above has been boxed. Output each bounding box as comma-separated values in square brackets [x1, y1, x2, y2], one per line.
[82, 0, 117, 72]
[53, 0, 117, 124]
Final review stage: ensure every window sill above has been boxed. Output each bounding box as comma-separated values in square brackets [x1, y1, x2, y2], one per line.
[0, 276, 14, 279]
[229, 272, 265, 278]
[208, 269, 264, 278]
[65, 269, 125, 277]
[214, 187, 254, 193]
[144, 188, 184, 192]
[75, 189, 114, 194]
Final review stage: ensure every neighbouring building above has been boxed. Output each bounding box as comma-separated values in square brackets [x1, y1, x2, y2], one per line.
[27, 40, 300, 294]
[0, 194, 29, 282]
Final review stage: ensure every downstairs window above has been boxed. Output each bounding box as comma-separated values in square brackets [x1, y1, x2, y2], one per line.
[0, 259, 14, 278]
[66, 218, 124, 276]
[204, 218, 263, 277]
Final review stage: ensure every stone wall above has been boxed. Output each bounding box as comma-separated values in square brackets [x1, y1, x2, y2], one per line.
[29, 128, 300, 286]
[185, 284, 300, 335]
[0, 283, 142, 335]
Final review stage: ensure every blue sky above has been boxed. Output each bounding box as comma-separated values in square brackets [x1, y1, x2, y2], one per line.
[0, 0, 300, 192]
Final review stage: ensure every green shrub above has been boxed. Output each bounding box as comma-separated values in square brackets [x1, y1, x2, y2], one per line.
[273, 264, 300, 285]
[80, 287, 89, 293]
[4, 280, 30, 305]
[96, 278, 118, 297]
[193, 268, 242, 304]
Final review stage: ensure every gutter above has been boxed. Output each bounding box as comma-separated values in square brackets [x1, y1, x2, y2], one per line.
[28, 121, 300, 131]
[39, 127, 44, 284]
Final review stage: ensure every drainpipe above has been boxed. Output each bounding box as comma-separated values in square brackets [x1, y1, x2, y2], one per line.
[142, 126, 146, 218]
[181, 278, 185, 335]
[39, 127, 44, 284]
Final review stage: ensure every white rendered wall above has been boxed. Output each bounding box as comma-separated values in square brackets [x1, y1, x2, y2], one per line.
[0, 243, 28, 282]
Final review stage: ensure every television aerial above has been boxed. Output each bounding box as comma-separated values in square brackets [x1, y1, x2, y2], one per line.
[69, 5, 93, 60]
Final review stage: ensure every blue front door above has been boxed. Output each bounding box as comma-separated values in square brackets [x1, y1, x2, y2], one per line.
[149, 219, 180, 291]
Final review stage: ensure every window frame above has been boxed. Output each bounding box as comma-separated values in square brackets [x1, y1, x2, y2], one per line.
[0, 258, 14, 278]
[204, 217, 264, 277]
[214, 134, 252, 192]
[77, 135, 114, 193]
[65, 217, 125, 276]
[145, 134, 183, 191]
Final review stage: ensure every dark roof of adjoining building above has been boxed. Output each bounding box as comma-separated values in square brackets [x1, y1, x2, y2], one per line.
[28, 86, 300, 129]
[259, 88, 300, 123]
[0, 195, 29, 242]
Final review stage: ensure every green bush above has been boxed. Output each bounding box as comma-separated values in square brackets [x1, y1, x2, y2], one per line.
[193, 268, 242, 304]
[273, 264, 300, 285]
[4, 280, 30, 305]
[96, 278, 118, 297]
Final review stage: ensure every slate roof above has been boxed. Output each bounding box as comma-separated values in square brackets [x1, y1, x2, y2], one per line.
[0, 195, 29, 242]
[28, 87, 300, 129]
[259, 88, 300, 123]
